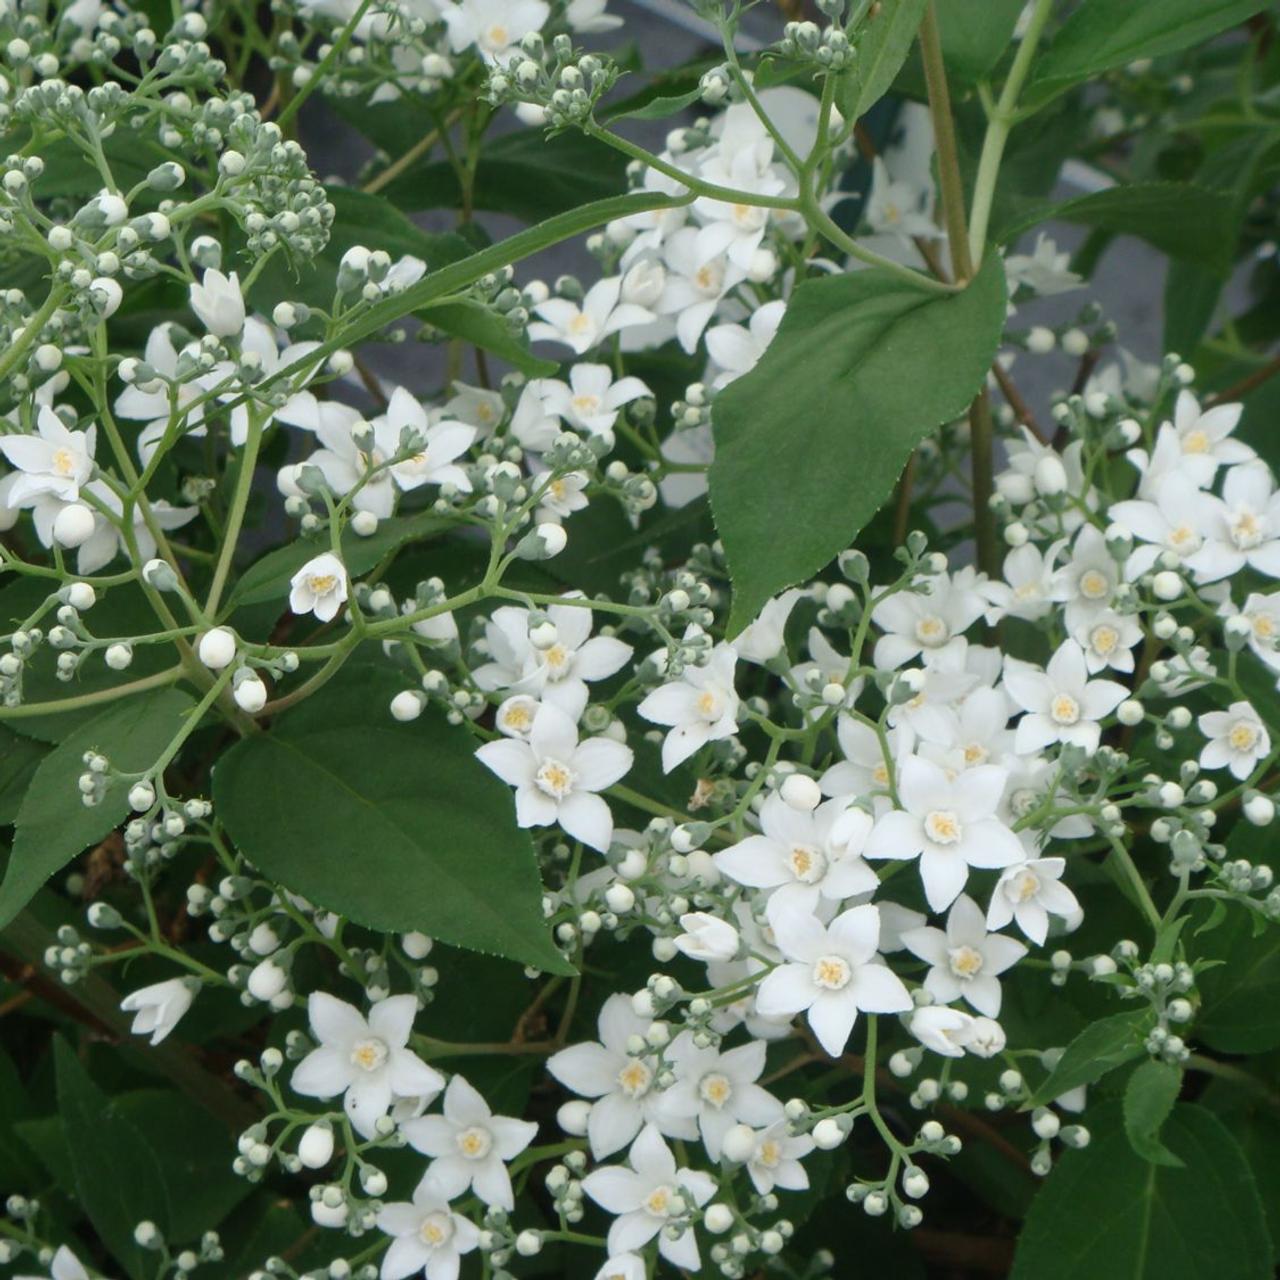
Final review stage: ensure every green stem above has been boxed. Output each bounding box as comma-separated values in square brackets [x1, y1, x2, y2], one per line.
[0, 285, 68, 384]
[205, 408, 265, 616]
[276, 0, 375, 129]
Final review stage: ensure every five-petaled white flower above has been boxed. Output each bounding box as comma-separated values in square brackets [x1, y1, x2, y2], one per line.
[901, 895, 1026, 1017]
[865, 755, 1024, 912]
[440, 0, 548, 61]
[475, 701, 632, 852]
[120, 977, 196, 1045]
[1198, 700, 1271, 780]
[0, 405, 96, 506]
[756, 897, 911, 1056]
[741, 1119, 816, 1195]
[376, 1175, 480, 1280]
[291, 992, 444, 1138]
[529, 277, 656, 355]
[986, 857, 1080, 945]
[539, 363, 652, 437]
[638, 642, 740, 773]
[1003, 639, 1127, 755]
[581, 1124, 716, 1272]
[401, 1074, 537, 1210]
[289, 552, 350, 623]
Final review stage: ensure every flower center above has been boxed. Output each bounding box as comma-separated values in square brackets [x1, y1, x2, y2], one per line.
[418, 1212, 453, 1247]
[699, 1072, 733, 1109]
[51, 446, 78, 476]
[1182, 428, 1209, 454]
[542, 642, 572, 677]
[1167, 522, 1200, 553]
[1254, 613, 1276, 639]
[307, 573, 337, 595]
[535, 758, 575, 799]
[786, 843, 827, 884]
[696, 688, 724, 720]
[1090, 624, 1119, 656]
[812, 954, 852, 991]
[963, 742, 988, 766]
[1005, 867, 1041, 903]
[757, 1138, 781, 1168]
[1010, 787, 1039, 818]
[616, 1058, 653, 1099]
[1229, 719, 1260, 753]
[455, 1125, 493, 1160]
[871, 763, 890, 786]
[1050, 693, 1081, 725]
[350, 1037, 388, 1073]
[485, 22, 509, 47]
[644, 1184, 678, 1217]
[694, 264, 721, 293]
[914, 614, 949, 645]
[499, 700, 534, 734]
[948, 945, 985, 979]
[570, 393, 601, 418]
[1078, 568, 1110, 600]
[567, 311, 592, 336]
[1230, 509, 1264, 550]
[924, 810, 962, 845]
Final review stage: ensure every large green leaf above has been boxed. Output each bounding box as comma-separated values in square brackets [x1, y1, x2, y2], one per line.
[935, 0, 1028, 83]
[842, 0, 928, 120]
[1028, 1009, 1152, 1106]
[226, 512, 454, 612]
[1011, 1102, 1272, 1279]
[1027, 0, 1270, 108]
[1200, 1076, 1280, 1261]
[0, 728, 48, 824]
[0, 688, 196, 930]
[55, 1038, 171, 1280]
[996, 184, 1236, 273]
[212, 698, 573, 975]
[708, 256, 1006, 632]
[379, 129, 628, 223]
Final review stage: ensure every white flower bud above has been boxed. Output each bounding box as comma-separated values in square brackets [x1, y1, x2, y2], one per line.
[704, 1203, 734, 1234]
[1117, 699, 1144, 726]
[390, 690, 424, 722]
[1033, 454, 1068, 497]
[198, 628, 237, 670]
[721, 1124, 757, 1164]
[1152, 571, 1182, 601]
[105, 643, 134, 670]
[247, 959, 287, 1002]
[780, 773, 821, 812]
[1244, 794, 1275, 826]
[556, 1099, 591, 1136]
[233, 674, 268, 713]
[812, 1118, 845, 1150]
[53, 504, 96, 548]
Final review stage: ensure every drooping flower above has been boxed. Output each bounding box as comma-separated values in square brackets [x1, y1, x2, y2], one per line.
[0, 404, 96, 506]
[120, 977, 196, 1045]
[189, 267, 245, 337]
[289, 552, 350, 623]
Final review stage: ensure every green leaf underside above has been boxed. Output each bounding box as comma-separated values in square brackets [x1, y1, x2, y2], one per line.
[226, 512, 453, 611]
[709, 254, 1006, 633]
[997, 183, 1236, 274]
[55, 1039, 171, 1280]
[212, 719, 573, 974]
[1029, 1009, 1152, 1106]
[1011, 1102, 1272, 1279]
[1123, 1060, 1185, 1167]
[1027, 0, 1270, 106]
[0, 689, 196, 930]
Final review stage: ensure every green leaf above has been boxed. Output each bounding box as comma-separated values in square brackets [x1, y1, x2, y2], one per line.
[1200, 1076, 1280, 1261]
[226, 512, 453, 612]
[608, 88, 703, 122]
[212, 703, 573, 975]
[1027, 0, 1270, 108]
[54, 1038, 171, 1279]
[842, 0, 928, 120]
[1029, 1010, 1153, 1106]
[708, 256, 1006, 633]
[1194, 910, 1280, 1053]
[0, 688, 196, 931]
[934, 0, 1028, 83]
[379, 129, 628, 223]
[0, 728, 48, 824]
[420, 299, 557, 377]
[1123, 1060, 1185, 1167]
[1011, 1102, 1272, 1279]
[996, 184, 1236, 273]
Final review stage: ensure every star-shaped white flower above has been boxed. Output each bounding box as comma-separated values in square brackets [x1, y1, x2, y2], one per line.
[986, 857, 1080, 945]
[289, 552, 349, 623]
[1003, 639, 1127, 755]
[1198, 699, 1270, 780]
[375, 1175, 480, 1280]
[0, 404, 96, 506]
[638, 642, 740, 773]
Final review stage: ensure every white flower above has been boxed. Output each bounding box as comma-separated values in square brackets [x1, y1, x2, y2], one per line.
[539, 364, 651, 437]
[376, 1175, 480, 1280]
[983, 539, 1065, 622]
[715, 793, 878, 909]
[119, 977, 195, 1045]
[901, 895, 1026, 1017]
[189, 267, 245, 337]
[1005, 233, 1081, 296]
[401, 1074, 537, 1210]
[661, 1033, 783, 1160]
[592, 1255, 644, 1280]
[821, 714, 900, 798]
[548, 994, 697, 1158]
[655, 227, 746, 354]
[865, 755, 1023, 912]
[1050, 524, 1119, 628]
[581, 1124, 716, 1271]
[291, 993, 444, 1138]
[566, 0, 621, 28]
[1003, 640, 1127, 755]
[1074, 608, 1143, 675]
[378, 387, 476, 494]
[1110, 472, 1216, 577]
[534, 466, 590, 522]
[741, 1119, 815, 1194]
[873, 570, 987, 668]
[705, 299, 786, 388]
[657, 423, 714, 509]
[440, 0, 548, 61]
[15, 1246, 90, 1280]
[473, 599, 633, 719]
[1199, 700, 1270, 780]
[756, 897, 911, 1056]
[444, 381, 505, 438]
[735, 589, 803, 664]
[0, 404, 96, 505]
[638, 642, 740, 773]
[986, 857, 1080, 945]
[1185, 462, 1280, 582]
[908, 1006, 977, 1058]
[475, 702, 632, 852]
[865, 157, 939, 240]
[674, 911, 740, 962]
[289, 552, 349, 623]
[1221, 589, 1280, 672]
[529, 277, 656, 355]
[1129, 391, 1253, 489]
